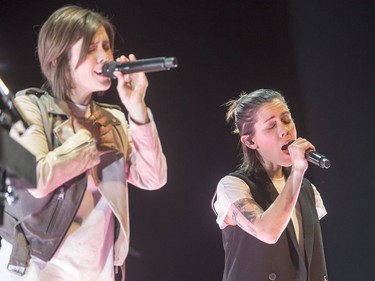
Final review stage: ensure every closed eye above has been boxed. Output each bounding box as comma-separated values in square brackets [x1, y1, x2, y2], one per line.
[282, 117, 293, 125]
[267, 121, 276, 130]
[88, 42, 111, 53]
[266, 118, 293, 130]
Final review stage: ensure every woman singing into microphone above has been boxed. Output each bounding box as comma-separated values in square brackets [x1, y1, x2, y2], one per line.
[0, 5, 167, 281]
[212, 89, 329, 281]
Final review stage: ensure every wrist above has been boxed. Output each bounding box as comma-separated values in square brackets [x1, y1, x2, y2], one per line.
[129, 112, 149, 125]
[289, 166, 306, 180]
[128, 104, 149, 124]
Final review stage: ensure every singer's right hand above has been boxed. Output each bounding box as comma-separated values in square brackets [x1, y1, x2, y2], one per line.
[113, 54, 149, 125]
[287, 138, 315, 172]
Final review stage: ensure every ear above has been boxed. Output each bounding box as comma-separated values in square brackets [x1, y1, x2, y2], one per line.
[241, 135, 257, 149]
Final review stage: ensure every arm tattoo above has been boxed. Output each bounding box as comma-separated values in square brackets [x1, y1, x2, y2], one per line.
[233, 198, 263, 237]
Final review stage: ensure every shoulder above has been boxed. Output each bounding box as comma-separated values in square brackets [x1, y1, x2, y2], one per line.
[15, 88, 49, 103]
[16, 87, 46, 96]
[14, 88, 57, 114]
[217, 174, 252, 197]
[14, 88, 51, 108]
[14, 89, 43, 112]
[220, 175, 248, 187]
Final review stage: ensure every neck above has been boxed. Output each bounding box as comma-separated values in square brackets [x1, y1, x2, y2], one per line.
[70, 90, 92, 106]
[264, 164, 283, 180]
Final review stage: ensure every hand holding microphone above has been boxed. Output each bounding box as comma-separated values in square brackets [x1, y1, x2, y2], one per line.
[101, 55, 178, 124]
[282, 140, 331, 169]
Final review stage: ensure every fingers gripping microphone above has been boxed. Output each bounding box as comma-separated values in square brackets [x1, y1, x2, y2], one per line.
[281, 140, 331, 169]
[102, 57, 178, 79]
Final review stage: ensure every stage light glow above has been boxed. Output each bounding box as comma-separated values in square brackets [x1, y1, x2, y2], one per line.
[0, 78, 10, 96]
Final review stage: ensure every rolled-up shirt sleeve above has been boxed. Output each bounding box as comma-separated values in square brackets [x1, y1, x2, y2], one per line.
[214, 176, 253, 229]
[312, 184, 328, 219]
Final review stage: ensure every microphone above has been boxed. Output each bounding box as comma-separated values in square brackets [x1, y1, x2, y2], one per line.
[102, 57, 178, 79]
[281, 140, 331, 169]
[305, 149, 331, 169]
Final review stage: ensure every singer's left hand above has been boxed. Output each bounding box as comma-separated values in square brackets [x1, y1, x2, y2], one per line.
[113, 54, 149, 124]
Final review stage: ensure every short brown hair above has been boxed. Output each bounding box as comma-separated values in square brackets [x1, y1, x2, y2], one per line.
[38, 5, 115, 100]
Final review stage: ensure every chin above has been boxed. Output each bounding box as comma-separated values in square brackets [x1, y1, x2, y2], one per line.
[281, 159, 293, 167]
[95, 82, 111, 92]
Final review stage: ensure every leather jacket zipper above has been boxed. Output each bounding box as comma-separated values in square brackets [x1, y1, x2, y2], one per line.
[46, 187, 65, 233]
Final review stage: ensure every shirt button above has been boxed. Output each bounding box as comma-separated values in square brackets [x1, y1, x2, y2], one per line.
[269, 273, 277, 280]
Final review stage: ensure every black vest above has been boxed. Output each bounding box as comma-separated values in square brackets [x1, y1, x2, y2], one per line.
[221, 170, 328, 281]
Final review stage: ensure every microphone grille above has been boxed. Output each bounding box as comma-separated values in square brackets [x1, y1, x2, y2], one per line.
[102, 61, 117, 78]
[164, 57, 178, 68]
[321, 158, 331, 169]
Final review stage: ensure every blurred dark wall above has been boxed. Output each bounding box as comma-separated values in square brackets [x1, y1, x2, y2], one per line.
[288, 1, 375, 280]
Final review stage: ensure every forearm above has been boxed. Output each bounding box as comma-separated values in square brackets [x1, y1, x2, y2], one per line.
[233, 169, 304, 243]
[128, 102, 149, 125]
[12, 96, 99, 197]
[126, 115, 167, 189]
[33, 130, 99, 197]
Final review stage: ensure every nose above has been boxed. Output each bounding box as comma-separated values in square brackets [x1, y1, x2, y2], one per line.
[97, 56, 109, 64]
[279, 123, 290, 138]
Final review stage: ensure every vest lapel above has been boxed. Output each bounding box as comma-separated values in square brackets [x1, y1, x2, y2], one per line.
[298, 184, 315, 268]
[267, 179, 302, 257]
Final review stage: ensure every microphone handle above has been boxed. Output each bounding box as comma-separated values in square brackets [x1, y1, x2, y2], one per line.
[102, 57, 178, 78]
[305, 149, 331, 169]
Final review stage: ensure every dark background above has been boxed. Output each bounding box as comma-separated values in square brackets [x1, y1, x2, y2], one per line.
[1, 1, 374, 280]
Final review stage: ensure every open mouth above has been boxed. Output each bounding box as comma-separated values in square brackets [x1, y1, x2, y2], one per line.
[94, 69, 109, 78]
[94, 69, 103, 75]
[281, 140, 294, 151]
